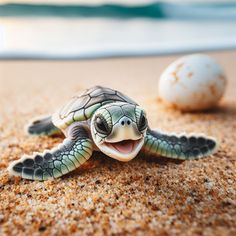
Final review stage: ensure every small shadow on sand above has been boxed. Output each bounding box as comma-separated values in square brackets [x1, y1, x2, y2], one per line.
[181, 103, 236, 116]
[137, 153, 184, 165]
[66, 151, 183, 179]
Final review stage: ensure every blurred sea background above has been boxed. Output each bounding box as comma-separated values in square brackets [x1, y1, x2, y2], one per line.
[0, 0, 236, 59]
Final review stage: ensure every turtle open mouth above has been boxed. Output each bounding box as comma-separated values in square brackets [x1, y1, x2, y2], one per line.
[105, 139, 142, 154]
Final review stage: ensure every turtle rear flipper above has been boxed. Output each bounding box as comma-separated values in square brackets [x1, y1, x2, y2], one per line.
[143, 129, 218, 160]
[27, 116, 62, 136]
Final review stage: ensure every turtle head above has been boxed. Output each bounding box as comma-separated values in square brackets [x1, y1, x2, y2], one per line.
[91, 102, 148, 162]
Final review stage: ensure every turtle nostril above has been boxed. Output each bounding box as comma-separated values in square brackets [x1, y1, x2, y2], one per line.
[120, 117, 132, 126]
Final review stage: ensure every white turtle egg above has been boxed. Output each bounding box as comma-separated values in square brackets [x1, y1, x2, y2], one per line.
[158, 54, 227, 111]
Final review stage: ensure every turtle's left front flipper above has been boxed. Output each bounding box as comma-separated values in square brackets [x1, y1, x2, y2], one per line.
[143, 129, 218, 160]
[8, 126, 93, 181]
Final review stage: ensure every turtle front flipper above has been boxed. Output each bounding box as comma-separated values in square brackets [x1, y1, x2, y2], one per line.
[27, 116, 62, 136]
[143, 129, 218, 160]
[8, 126, 93, 181]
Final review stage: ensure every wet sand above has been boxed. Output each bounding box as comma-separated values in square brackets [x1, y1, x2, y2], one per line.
[0, 51, 235, 235]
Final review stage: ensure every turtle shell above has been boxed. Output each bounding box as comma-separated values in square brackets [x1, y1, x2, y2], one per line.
[52, 86, 137, 129]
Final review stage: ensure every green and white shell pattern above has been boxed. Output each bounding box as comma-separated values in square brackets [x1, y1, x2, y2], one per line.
[52, 86, 137, 130]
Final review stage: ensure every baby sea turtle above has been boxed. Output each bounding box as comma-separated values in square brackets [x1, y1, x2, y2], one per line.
[8, 86, 218, 181]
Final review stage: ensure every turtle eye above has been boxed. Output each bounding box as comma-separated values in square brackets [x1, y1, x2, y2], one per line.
[94, 116, 110, 135]
[138, 113, 147, 131]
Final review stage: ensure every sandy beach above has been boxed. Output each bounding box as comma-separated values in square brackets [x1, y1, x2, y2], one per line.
[0, 51, 235, 235]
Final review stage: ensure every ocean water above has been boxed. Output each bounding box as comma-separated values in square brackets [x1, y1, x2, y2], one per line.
[1, 1, 236, 18]
[0, 1, 236, 59]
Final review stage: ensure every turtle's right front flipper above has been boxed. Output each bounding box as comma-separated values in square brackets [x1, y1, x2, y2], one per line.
[27, 116, 62, 136]
[8, 126, 93, 181]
